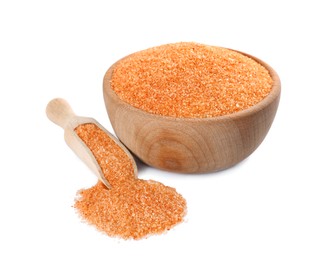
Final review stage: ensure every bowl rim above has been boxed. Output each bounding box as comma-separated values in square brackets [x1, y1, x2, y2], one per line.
[103, 47, 281, 122]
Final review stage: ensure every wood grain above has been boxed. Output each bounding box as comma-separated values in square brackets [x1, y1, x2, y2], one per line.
[103, 50, 281, 173]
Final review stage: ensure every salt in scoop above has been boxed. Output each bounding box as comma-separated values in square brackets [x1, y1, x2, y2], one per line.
[46, 98, 137, 189]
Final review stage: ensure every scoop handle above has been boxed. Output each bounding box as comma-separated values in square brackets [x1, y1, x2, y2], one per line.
[46, 98, 76, 129]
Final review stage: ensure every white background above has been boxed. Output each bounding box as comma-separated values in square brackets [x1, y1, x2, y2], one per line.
[1, 0, 323, 259]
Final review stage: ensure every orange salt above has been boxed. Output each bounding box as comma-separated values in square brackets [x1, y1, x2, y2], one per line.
[75, 180, 186, 240]
[74, 123, 186, 239]
[75, 123, 134, 186]
[111, 42, 273, 118]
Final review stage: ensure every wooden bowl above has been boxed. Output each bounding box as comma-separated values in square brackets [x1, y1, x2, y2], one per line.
[103, 49, 281, 173]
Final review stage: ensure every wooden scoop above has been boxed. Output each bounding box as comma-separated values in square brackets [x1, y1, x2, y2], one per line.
[46, 98, 137, 189]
